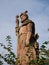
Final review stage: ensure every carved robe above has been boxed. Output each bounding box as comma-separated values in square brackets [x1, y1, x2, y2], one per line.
[17, 19, 38, 65]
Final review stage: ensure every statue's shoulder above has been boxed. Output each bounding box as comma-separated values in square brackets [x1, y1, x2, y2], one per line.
[25, 19, 34, 24]
[20, 19, 35, 27]
[27, 19, 35, 25]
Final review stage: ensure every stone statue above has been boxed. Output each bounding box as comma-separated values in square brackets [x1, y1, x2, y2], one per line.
[15, 11, 39, 65]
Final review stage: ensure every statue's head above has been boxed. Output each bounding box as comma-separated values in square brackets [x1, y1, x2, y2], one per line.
[20, 11, 28, 23]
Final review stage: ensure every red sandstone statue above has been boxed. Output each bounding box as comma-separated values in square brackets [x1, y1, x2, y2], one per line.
[15, 11, 39, 65]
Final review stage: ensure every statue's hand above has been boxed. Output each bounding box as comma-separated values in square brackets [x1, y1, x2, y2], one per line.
[16, 15, 19, 19]
[25, 40, 29, 46]
[16, 15, 19, 27]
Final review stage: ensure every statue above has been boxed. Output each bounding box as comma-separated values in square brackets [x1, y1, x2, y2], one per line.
[15, 11, 39, 65]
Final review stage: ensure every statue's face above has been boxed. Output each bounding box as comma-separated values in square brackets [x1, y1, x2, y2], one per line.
[20, 15, 27, 23]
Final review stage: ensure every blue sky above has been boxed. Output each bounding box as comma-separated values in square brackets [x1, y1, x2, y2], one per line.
[0, 0, 49, 57]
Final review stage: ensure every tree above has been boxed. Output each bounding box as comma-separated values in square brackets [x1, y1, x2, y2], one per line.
[0, 36, 16, 65]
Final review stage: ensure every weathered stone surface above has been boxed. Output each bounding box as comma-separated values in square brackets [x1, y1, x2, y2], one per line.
[15, 11, 39, 65]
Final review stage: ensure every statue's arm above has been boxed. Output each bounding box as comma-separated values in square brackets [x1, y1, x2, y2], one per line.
[15, 15, 19, 36]
[15, 26, 19, 36]
[26, 22, 35, 45]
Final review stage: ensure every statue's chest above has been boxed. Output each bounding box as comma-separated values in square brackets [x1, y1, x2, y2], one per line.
[19, 25, 27, 34]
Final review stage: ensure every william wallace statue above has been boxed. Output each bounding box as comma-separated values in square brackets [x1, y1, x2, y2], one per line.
[15, 11, 39, 65]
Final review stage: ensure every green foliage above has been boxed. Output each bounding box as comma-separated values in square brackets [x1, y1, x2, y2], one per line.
[0, 60, 3, 65]
[0, 35, 16, 65]
[27, 41, 49, 65]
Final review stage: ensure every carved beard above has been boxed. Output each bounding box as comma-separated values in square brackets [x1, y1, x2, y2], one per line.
[21, 20, 24, 23]
[21, 17, 28, 23]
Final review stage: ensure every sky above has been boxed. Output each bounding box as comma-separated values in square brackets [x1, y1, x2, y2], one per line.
[0, 0, 49, 60]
